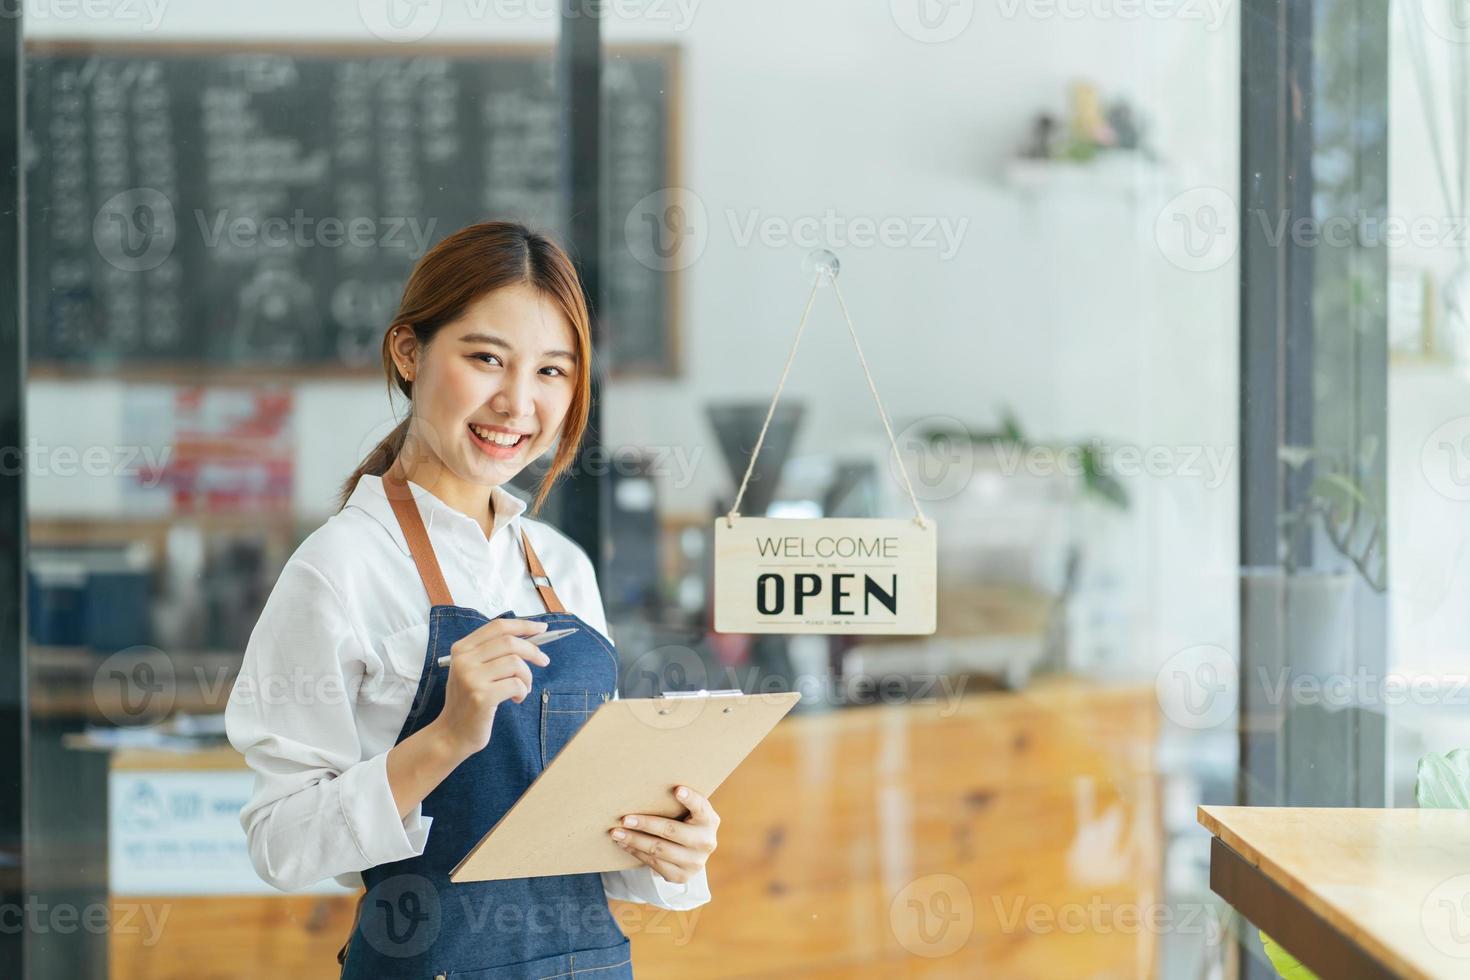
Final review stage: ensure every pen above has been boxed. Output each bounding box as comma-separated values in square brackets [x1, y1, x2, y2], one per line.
[436, 627, 578, 668]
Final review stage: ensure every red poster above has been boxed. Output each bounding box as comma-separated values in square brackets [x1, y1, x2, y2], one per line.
[137, 386, 294, 514]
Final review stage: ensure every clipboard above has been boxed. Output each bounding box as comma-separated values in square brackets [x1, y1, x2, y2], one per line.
[449, 690, 801, 883]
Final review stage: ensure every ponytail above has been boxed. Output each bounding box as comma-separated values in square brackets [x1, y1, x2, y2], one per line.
[336, 416, 410, 511]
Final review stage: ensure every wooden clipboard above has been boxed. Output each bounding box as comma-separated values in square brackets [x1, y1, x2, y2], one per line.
[449, 690, 801, 883]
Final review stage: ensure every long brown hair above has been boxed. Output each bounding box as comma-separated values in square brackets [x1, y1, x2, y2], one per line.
[337, 221, 592, 515]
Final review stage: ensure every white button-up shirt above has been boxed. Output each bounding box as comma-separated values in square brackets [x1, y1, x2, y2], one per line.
[225, 472, 711, 909]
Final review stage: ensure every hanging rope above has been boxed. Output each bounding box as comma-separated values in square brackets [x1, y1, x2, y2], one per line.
[724, 267, 931, 530]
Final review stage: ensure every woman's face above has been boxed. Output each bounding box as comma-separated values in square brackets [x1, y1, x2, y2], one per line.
[392, 282, 579, 494]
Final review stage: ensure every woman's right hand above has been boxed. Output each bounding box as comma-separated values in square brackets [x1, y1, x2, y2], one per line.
[433, 618, 550, 759]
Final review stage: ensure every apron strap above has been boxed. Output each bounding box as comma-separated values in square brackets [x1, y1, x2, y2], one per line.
[382, 469, 455, 608]
[382, 465, 566, 614]
[519, 528, 567, 614]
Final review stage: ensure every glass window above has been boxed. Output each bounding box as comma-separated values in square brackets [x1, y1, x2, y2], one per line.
[3, 2, 1424, 978]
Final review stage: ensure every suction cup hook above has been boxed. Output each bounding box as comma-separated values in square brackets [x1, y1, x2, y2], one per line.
[803, 248, 840, 287]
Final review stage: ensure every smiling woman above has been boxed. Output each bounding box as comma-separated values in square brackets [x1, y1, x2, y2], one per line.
[226, 220, 715, 980]
[337, 221, 593, 519]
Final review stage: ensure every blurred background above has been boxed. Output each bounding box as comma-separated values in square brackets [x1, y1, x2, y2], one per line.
[2, 0, 1466, 977]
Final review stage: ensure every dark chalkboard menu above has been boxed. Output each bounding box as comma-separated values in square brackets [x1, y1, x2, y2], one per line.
[25, 43, 680, 376]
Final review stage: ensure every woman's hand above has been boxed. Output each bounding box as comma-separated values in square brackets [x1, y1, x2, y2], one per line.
[432, 618, 549, 760]
[609, 786, 719, 885]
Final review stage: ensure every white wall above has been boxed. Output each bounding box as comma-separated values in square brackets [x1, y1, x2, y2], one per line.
[26, 0, 1240, 676]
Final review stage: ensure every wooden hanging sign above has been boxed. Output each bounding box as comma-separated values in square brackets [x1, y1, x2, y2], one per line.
[714, 516, 937, 634]
[713, 251, 938, 635]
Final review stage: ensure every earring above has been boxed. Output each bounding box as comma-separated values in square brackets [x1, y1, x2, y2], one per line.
[394, 329, 410, 378]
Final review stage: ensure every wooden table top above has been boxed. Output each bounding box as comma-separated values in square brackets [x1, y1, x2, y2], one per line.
[1199, 804, 1470, 980]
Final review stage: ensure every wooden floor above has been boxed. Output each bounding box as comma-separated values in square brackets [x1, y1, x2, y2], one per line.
[110, 677, 1161, 979]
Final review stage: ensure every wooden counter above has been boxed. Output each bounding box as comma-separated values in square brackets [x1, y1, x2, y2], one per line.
[110, 678, 1161, 979]
[1200, 805, 1470, 980]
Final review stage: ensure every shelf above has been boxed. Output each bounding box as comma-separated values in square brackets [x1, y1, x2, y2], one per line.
[30, 513, 301, 544]
[1002, 153, 1170, 195]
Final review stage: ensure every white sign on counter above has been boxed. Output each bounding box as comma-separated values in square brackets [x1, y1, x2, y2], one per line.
[110, 770, 350, 895]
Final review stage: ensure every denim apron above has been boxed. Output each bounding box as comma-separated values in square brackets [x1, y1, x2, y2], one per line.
[337, 471, 633, 980]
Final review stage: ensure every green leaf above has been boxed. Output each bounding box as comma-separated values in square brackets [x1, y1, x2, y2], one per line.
[1310, 472, 1369, 513]
[1415, 749, 1470, 809]
[1081, 468, 1130, 510]
[1259, 929, 1320, 979]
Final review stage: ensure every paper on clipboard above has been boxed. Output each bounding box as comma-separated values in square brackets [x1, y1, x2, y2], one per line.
[449, 690, 800, 883]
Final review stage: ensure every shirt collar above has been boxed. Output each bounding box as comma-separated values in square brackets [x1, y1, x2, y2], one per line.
[347, 473, 528, 544]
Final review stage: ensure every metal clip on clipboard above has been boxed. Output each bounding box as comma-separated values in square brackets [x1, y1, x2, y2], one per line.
[654, 688, 744, 713]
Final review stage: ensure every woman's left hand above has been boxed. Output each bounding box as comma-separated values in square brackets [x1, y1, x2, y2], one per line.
[610, 785, 719, 885]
